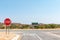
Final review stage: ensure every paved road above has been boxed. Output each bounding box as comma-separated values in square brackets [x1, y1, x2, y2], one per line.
[0, 29, 60, 40]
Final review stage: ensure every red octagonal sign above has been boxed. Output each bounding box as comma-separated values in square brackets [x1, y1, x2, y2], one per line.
[4, 18, 11, 26]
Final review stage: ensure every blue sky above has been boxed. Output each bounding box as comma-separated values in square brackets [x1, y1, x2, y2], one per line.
[0, 0, 60, 24]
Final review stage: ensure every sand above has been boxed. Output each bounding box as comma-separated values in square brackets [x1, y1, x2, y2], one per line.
[0, 32, 19, 40]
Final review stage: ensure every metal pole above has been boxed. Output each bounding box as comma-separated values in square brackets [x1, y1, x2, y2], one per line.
[6, 26, 7, 35]
[6, 26, 9, 35]
[8, 26, 9, 35]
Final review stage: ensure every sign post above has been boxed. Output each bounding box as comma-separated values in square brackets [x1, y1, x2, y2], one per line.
[4, 18, 11, 35]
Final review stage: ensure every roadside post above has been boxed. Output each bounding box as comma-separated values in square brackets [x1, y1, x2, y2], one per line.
[4, 18, 11, 35]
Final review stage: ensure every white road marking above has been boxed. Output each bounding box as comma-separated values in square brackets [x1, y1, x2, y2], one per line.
[22, 33, 43, 40]
[45, 32, 60, 38]
[35, 34, 42, 40]
[12, 35, 20, 40]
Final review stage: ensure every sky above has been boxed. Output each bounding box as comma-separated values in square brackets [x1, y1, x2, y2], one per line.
[0, 0, 60, 24]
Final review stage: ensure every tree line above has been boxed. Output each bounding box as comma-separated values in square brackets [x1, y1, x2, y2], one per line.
[0, 23, 60, 29]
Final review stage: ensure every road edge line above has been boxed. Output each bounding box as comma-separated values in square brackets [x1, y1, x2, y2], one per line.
[11, 35, 20, 40]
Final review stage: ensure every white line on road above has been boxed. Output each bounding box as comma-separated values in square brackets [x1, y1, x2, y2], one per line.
[22, 33, 43, 40]
[35, 34, 43, 40]
[12, 35, 20, 40]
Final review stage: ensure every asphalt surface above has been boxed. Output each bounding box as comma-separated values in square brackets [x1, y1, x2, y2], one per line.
[0, 29, 60, 40]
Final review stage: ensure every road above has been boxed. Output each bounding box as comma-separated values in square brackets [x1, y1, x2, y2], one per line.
[0, 29, 60, 40]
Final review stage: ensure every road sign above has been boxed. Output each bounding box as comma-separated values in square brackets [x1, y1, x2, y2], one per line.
[4, 18, 11, 26]
[4, 18, 11, 35]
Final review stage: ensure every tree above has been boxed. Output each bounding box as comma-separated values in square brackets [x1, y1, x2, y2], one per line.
[49, 24, 56, 28]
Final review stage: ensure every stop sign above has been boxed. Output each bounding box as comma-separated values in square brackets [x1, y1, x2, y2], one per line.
[4, 18, 11, 26]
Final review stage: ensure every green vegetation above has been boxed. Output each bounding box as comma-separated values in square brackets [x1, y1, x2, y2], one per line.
[0, 23, 60, 29]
